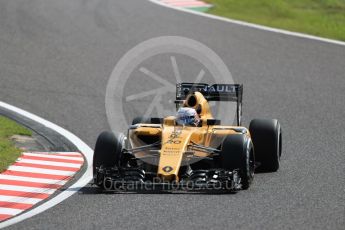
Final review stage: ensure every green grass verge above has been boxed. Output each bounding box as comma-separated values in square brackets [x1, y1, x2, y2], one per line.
[205, 0, 345, 41]
[0, 115, 32, 172]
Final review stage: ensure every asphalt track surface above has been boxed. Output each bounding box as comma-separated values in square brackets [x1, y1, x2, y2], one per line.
[0, 0, 344, 229]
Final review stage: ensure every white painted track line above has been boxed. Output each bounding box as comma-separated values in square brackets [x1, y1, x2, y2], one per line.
[0, 151, 84, 222]
[22, 153, 84, 161]
[18, 158, 82, 168]
[0, 208, 23, 216]
[0, 196, 42, 205]
[51, 152, 83, 156]
[150, 0, 345, 46]
[0, 185, 56, 195]
[0, 101, 93, 228]
[7, 166, 77, 176]
[0, 175, 67, 185]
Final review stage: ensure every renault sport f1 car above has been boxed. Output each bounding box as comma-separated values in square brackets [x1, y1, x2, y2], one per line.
[93, 83, 282, 192]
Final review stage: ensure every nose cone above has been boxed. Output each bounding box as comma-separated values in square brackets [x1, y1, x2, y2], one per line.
[158, 127, 192, 181]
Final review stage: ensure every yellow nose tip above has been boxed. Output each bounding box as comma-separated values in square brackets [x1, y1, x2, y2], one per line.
[158, 173, 177, 182]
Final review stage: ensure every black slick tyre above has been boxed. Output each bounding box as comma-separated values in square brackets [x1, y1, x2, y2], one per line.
[220, 134, 254, 190]
[249, 119, 282, 172]
[93, 131, 124, 179]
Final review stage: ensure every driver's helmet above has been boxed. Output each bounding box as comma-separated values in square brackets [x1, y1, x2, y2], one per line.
[176, 107, 200, 126]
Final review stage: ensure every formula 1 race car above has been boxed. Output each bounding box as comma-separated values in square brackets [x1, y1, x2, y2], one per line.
[93, 83, 282, 192]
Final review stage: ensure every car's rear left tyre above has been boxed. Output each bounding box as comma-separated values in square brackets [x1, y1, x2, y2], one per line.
[249, 119, 282, 172]
[220, 134, 254, 190]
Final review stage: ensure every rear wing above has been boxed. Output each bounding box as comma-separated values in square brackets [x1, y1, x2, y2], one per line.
[176, 83, 243, 125]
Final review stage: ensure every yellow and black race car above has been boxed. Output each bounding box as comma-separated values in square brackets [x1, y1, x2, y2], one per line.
[93, 83, 282, 192]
